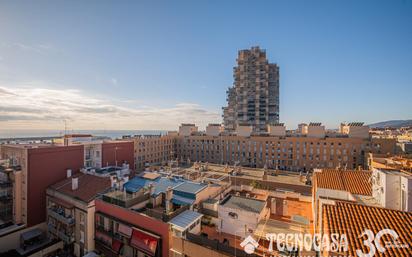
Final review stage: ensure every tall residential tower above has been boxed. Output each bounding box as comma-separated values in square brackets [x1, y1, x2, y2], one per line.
[223, 46, 279, 133]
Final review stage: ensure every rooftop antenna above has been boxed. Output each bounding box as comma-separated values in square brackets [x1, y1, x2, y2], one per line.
[63, 119, 67, 136]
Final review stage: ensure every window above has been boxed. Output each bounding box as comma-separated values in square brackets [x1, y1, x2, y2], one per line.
[80, 212, 85, 225]
[80, 231, 85, 243]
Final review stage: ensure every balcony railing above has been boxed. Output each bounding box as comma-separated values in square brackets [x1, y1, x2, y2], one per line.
[102, 191, 150, 208]
[48, 208, 75, 225]
[95, 225, 123, 241]
[186, 233, 258, 257]
[48, 224, 74, 244]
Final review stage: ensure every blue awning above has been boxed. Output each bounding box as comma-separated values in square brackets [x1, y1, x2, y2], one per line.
[169, 210, 203, 231]
[172, 195, 195, 205]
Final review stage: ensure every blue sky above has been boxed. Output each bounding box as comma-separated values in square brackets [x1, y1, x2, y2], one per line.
[0, 0, 411, 130]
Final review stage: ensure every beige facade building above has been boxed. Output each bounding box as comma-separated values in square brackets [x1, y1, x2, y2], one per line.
[130, 124, 396, 172]
[131, 134, 176, 171]
[46, 171, 112, 257]
[174, 134, 395, 172]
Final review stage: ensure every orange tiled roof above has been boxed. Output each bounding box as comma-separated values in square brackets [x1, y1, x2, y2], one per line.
[322, 201, 412, 257]
[50, 173, 111, 203]
[315, 169, 372, 196]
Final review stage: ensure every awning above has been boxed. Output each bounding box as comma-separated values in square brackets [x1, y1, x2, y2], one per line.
[112, 239, 123, 253]
[118, 223, 132, 237]
[172, 195, 195, 206]
[130, 228, 158, 256]
[169, 210, 203, 231]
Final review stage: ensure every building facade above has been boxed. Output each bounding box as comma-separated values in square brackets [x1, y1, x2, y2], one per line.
[223, 46, 280, 133]
[174, 134, 396, 171]
[131, 134, 176, 171]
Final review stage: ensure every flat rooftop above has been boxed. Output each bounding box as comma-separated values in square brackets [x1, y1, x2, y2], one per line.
[220, 195, 266, 214]
[124, 173, 207, 196]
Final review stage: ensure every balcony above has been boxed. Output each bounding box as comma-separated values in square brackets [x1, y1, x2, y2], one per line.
[48, 208, 75, 225]
[48, 224, 74, 244]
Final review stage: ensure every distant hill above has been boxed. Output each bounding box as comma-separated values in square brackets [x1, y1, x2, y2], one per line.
[368, 120, 412, 128]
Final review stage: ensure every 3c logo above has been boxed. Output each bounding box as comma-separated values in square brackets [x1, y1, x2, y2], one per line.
[356, 229, 399, 257]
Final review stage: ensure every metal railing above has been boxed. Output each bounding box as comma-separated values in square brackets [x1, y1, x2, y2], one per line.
[186, 232, 258, 257]
[48, 224, 74, 244]
[48, 208, 75, 225]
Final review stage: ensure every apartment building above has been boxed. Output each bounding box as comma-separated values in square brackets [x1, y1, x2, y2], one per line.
[223, 46, 280, 133]
[129, 123, 396, 173]
[0, 138, 134, 256]
[130, 134, 176, 171]
[174, 133, 395, 172]
[0, 159, 15, 226]
[0, 144, 85, 228]
[46, 166, 130, 257]
[0, 140, 134, 227]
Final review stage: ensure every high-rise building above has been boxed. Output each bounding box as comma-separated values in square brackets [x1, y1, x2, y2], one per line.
[223, 46, 279, 133]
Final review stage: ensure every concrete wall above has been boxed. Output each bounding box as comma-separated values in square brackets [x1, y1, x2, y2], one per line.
[27, 145, 84, 226]
[348, 126, 370, 139]
[102, 141, 134, 169]
[0, 223, 46, 252]
[206, 125, 223, 136]
[28, 241, 64, 257]
[307, 125, 325, 138]
[170, 236, 231, 257]
[217, 204, 266, 237]
[268, 125, 286, 137]
[236, 125, 252, 137]
[400, 176, 412, 212]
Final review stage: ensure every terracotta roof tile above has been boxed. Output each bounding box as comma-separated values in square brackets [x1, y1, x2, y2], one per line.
[315, 169, 372, 196]
[322, 201, 412, 257]
[50, 173, 111, 202]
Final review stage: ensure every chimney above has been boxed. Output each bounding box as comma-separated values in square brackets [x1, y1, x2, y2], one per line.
[72, 177, 79, 191]
[165, 186, 173, 214]
[66, 169, 72, 178]
[110, 175, 116, 188]
[148, 183, 155, 196]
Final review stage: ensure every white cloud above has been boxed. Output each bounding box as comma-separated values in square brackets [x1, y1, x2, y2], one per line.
[0, 82, 221, 130]
[111, 78, 118, 85]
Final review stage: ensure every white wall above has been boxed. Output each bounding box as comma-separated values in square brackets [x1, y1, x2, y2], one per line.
[372, 168, 412, 211]
[348, 126, 370, 139]
[400, 176, 412, 212]
[217, 204, 265, 237]
[206, 125, 223, 136]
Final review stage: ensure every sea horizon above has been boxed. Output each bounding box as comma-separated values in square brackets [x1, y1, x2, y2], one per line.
[0, 129, 168, 139]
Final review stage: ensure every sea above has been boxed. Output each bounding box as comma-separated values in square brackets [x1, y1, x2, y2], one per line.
[0, 129, 168, 140]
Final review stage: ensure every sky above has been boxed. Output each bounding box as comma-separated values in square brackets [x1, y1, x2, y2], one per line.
[0, 0, 411, 131]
